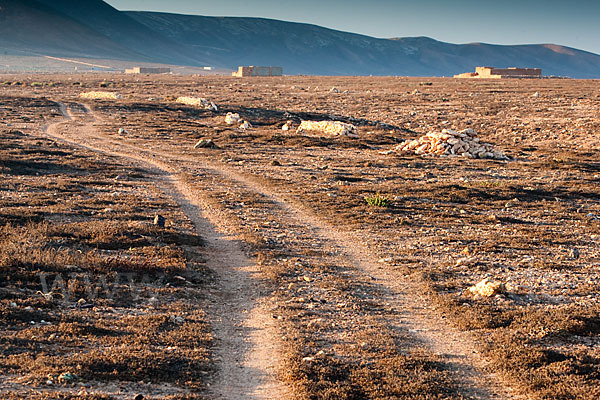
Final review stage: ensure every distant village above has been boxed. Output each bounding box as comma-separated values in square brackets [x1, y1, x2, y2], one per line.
[122, 65, 548, 79]
[454, 66, 542, 79]
[123, 65, 285, 77]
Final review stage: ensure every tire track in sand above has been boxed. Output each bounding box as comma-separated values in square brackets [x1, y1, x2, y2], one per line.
[43, 102, 292, 400]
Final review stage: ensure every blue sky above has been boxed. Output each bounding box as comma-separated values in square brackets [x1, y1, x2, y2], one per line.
[105, 0, 600, 54]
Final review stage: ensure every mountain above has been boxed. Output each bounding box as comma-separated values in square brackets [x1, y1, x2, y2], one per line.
[127, 12, 600, 78]
[34, 0, 208, 66]
[0, 0, 140, 60]
[1, 0, 599, 77]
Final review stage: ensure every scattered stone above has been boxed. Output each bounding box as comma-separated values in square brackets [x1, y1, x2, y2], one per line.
[329, 87, 341, 93]
[271, 160, 281, 166]
[533, 92, 540, 98]
[297, 120, 358, 138]
[569, 248, 580, 259]
[57, 372, 78, 383]
[378, 149, 395, 155]
[153, 214, 165, 227]
[505, 198, 520, 208]
[468, 278, 505, 298]
[37, 290, 62, 300]
[175, 96, 217, 111]
[134, 395, 145, 400]
[239, 120, 252, 130]
[281, 120, 294, 131]
[194, 139, 216, 149]
[225, 112, 241, 125]
[455, 257, 476, 267]
[117, 128, 129, 135]
[392, 128, 509, 160]
[79, 91, 121, 100]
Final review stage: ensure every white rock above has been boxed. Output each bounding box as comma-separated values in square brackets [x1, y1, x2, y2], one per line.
[297, 120, 358, 138]
[225, 112, 241, 125]
[79, 91, 121, 100]
[176, 96, 217, 110]
[468, 278, 505, 298]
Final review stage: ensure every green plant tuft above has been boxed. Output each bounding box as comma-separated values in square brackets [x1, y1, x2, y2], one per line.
[364, 193, 391, 207]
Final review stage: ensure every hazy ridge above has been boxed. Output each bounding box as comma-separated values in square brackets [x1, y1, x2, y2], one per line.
[1, 0, 599, 77]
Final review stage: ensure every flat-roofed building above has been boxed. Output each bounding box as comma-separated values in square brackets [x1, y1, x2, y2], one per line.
[455, 66, 541, 79]
[232, 66, 283, 77]
[125, 67, 171, 74]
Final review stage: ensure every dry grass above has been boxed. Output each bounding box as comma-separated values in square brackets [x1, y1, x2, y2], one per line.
[2, 74, 600, 399]
[104, 75, 598, 399]
[0, 105, 212, 399]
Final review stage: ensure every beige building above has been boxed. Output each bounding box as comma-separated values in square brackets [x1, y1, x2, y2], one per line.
[125, 67, 171, 74]
[232, 66, 283, 77]
[455, 66, 542, 79]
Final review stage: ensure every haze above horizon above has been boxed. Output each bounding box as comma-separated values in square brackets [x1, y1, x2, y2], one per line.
[105, 0, 600, 55]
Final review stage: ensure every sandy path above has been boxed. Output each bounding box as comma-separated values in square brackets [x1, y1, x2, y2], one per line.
[44, 101, 522, 399]
[43, 103, 291, 400]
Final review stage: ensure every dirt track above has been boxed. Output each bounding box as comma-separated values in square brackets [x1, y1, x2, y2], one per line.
[44, 103, 291, 399]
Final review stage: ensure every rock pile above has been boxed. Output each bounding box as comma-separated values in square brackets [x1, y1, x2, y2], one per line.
[176, 96, 217, 111]
[79, 91, 121, 100]
[297, 120, 358, 138]
[394, 128, 509, 159]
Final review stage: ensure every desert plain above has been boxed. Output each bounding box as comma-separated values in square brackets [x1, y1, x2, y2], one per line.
[1, 74, 599, 399]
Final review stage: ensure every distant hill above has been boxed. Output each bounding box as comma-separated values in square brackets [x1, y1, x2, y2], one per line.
[1, 0, 599, 77]
[127, 12, 600, 78]
[0, 0, 139, 60]
[34, 0, 208, 66]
